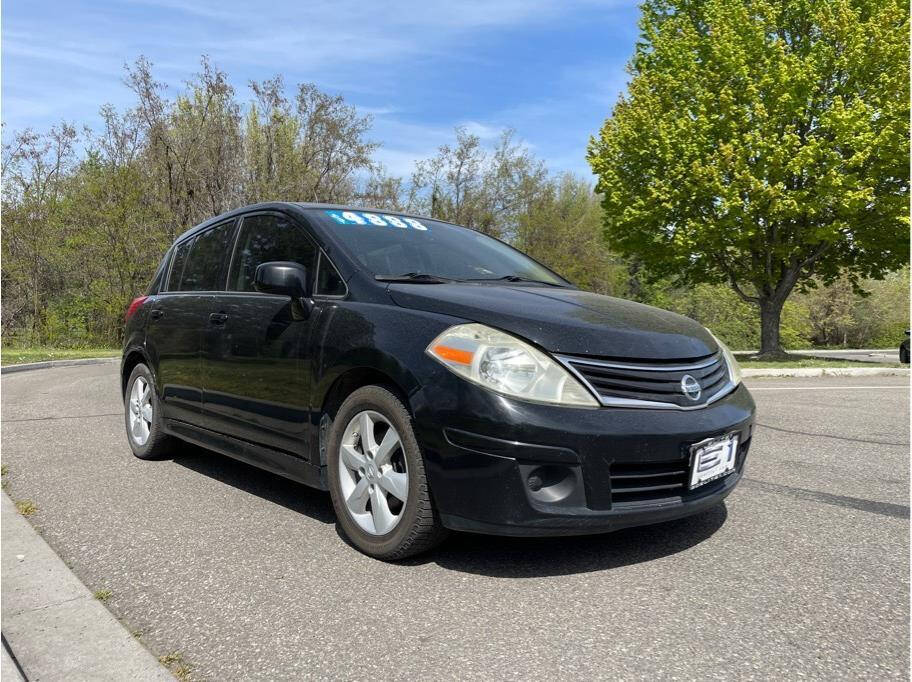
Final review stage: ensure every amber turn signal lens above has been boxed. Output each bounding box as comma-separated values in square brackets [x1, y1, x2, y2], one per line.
[432, 345, 474, 365]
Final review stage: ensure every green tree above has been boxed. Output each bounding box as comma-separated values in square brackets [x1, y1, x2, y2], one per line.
[1, 125, 78, 343]
[515, 173, 627, 295]
[800, 267, 910, 346]
[588, 0, 910, 357]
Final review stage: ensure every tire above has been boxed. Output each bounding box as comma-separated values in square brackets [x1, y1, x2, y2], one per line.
[326, 385, 448, 560]
[124, 363, 175, 460]
[900, 345, 910, 364]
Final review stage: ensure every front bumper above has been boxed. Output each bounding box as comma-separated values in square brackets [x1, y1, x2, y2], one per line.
[410, 375, 755, 536]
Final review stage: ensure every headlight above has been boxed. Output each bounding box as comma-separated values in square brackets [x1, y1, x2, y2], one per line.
[426, 323, 598, 407]
[707, 330, 742, 386]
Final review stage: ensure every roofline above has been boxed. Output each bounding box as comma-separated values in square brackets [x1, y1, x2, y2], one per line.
[172, 201, 464, 244]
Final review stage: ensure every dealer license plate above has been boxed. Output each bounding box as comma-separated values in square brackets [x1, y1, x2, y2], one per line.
[688, 433, 739, 489]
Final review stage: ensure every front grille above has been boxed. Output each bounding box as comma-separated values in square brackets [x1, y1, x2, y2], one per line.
[610, 458, 688, 503]
[558, 352, 732, 409]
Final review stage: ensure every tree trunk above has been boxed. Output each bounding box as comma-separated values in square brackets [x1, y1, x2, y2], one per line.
[758, 297, 787, 358]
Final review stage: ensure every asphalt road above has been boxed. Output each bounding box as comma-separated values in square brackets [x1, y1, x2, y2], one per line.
[1, 366, 908, 680]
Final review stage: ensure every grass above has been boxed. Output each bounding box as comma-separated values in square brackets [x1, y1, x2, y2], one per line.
[159, 652, 192, 681]
[1, 346, 120, 366]
[15, 500, 37, 516]
[93, 589, 113, 602]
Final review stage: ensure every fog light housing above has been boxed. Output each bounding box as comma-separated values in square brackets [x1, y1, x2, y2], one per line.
[524, 465, 579, 504]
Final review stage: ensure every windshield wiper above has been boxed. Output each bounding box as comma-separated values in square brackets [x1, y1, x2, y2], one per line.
[468, 275, 567, 287]
[374, 272, 457, 284]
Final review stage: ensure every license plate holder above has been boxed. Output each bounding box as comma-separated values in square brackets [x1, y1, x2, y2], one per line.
[688, 433, 739, 490]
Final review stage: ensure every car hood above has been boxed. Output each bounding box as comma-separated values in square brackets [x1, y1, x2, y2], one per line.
[387, 283, 717, 360]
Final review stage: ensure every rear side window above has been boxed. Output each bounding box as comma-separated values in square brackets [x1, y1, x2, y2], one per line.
[228, 214, 317, 292]
[179, 220, 236, 291]
[166, 240, 191, 291]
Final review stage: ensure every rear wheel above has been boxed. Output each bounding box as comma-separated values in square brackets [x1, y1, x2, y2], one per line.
[900, 344, 910, 364]
[124, 363, 174, 460]
[326, 385, 447, 560]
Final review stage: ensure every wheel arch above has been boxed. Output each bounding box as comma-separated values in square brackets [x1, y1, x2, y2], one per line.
[319, 365, 413, 421]
[121, 347, 151, 396]
[316, 363, 417, 469]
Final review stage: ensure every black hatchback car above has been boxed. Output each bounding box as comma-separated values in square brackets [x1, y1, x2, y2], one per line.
[122, 202, 755, 559]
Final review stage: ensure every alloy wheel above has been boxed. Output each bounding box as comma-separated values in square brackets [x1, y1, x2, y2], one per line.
[128, 376, 153, 446]
[338, 410, 409, 535]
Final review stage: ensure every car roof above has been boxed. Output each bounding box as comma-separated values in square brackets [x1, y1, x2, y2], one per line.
[172, 201, 447, 245]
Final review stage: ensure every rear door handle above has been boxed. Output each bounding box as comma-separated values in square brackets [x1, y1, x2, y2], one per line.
[149, 309, 164, 320]
[209, 312, 228, 325]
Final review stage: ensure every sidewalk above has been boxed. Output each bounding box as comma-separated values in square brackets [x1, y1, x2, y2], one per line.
[1, 493, 171, 680]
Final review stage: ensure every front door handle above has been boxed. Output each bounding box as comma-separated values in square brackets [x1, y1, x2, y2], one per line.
[209, 312, 228, 325]
[149, 309, 164, 320]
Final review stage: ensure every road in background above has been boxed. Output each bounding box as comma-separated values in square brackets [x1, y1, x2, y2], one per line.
[1, 366, 908, 680]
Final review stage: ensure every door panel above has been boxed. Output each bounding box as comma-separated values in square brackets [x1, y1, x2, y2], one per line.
[201, 213, 320, 457]
[201, 293, 312, 454]
[148, 219, 237, 426]
[146, 293, 207, 423]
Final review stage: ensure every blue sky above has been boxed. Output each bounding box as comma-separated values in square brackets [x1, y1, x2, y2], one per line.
[2, 0, 641, 178]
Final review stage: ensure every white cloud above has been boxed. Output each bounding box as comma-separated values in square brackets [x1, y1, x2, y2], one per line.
[3, 0, 636, 175]
[460, 120, 502, 140]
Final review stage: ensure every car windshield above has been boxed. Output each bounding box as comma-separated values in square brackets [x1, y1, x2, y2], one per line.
[308, 209, 569, 286]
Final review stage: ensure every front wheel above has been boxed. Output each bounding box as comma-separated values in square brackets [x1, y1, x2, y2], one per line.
[900, 345, 910, 364]
[326, 385, 447, 560]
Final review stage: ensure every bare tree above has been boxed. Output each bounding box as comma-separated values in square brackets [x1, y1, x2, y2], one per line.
[410, 127, 546, 238]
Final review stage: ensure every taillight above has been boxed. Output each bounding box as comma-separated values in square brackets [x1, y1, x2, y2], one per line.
[125, 296, 149, 321]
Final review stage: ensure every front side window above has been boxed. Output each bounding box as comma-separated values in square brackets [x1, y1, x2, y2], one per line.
[228, 214, 317, 292]
[306, 210, 568, 285]
[179, 220, 236, 291]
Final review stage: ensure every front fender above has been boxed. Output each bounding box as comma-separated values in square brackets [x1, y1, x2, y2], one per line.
[311, 301, 466, 410]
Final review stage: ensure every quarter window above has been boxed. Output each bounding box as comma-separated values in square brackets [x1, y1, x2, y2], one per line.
[166, 240, 191, 291]
[228, 214, 317, 292]
[317, 253, 347, 296]
[179, 220, 236, 291]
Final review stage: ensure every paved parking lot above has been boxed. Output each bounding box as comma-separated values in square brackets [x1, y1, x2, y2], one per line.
[1, 365, 908, 680]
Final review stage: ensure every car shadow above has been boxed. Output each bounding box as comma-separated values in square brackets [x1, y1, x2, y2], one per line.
[170, 444, 336, 525]
[170, 444, 727, 577]
[418, 504, 728, 578]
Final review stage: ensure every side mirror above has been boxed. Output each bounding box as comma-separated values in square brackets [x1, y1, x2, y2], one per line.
[254, 261, 312, 299]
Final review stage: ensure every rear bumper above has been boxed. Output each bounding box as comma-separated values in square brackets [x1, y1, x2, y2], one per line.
[410, 377, 755, 536]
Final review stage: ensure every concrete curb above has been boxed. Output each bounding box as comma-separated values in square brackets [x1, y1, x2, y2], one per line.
[1, 643, 26, 682]
[743, 367, 910, 378]
[0, 493, 172, 680]
[0, 356, 119, 374]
